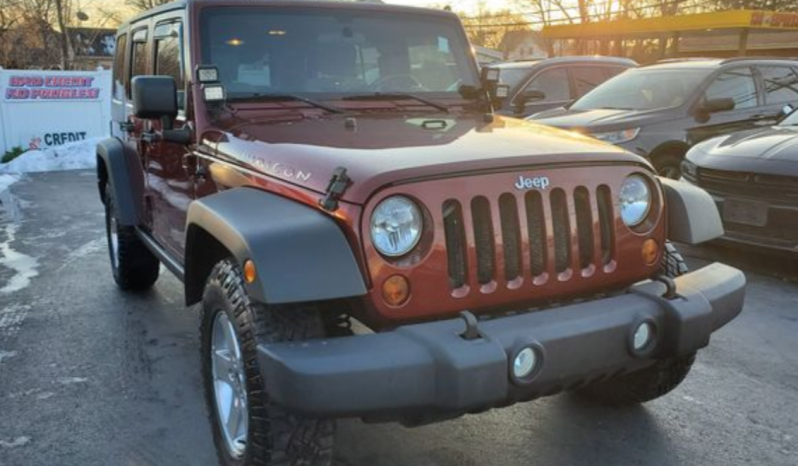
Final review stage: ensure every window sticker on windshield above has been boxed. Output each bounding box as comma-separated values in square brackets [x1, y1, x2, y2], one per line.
[438, 37, 450, 53]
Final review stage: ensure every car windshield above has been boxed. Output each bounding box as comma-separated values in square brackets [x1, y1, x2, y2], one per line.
[199, 7, 479, 99]
[779, 108, 798, 125]
[571, 69, 711, 111]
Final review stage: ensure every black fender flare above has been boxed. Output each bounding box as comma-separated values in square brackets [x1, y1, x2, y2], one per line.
[184, 187, 367, 306]
[96, 137, 145, 226]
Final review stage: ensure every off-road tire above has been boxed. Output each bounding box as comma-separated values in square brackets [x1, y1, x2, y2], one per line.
[652, 152, 683, 180]
[103, 184, 159, 291]
[574, 242, 695, 406]
[661, 241, 689, 278]
[200, 259, 335, 466]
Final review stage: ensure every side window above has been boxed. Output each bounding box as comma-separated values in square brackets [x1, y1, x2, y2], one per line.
[154, 21, 185, 110]
[603, 66, 627, 79]
[522, 68, 570, 102]
[571, 66, 606, 97]
[129, 28, 149, 97]
[113, 33, 127, 99]
[759, 66, 798, 105]
[704, 68, 757, 110]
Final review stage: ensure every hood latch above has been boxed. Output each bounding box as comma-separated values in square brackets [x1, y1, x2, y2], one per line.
[320, 166, 351, 211]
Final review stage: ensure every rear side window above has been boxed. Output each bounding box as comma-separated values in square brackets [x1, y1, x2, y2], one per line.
[571, 67, 606, 97]
[522, 68, 570, 102]
[154, 21, 184, 109]
[113, 33, 127, 98]
[759, 66, 798, 105]
[704, 68, 757, 110]
[129, 28, 149, 97]
[603, 66, 627, 79]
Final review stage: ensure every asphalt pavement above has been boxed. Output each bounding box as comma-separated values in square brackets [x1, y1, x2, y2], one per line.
[0, 171, 796, 466]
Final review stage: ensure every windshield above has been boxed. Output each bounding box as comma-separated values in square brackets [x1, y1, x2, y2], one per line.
[780, 108, 798, 126]
[200, 7, 478, 99]
[571, 69, 711, 111]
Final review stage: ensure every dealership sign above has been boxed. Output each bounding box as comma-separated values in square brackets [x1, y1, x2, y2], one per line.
[0, 69, 111, 152]
[5, 75, 102, 101]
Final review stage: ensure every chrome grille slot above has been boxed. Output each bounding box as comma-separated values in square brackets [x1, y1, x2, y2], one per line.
[574, 187, 594, 270]
[597, 185, 615, 265]
[442, 200, 467, 289]
[525, 191, 546, 277]
[499, 194, 522, 281]
[471, 196, 496, 285]
[550, 189, 571, 274]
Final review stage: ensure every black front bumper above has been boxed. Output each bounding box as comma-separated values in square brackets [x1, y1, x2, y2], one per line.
[257, 263, 745, 421]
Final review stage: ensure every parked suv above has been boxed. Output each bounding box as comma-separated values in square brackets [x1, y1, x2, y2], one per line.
[98, 2, 745, 465]
[530, 58, 798, 178]
[488, 56, 636, 118]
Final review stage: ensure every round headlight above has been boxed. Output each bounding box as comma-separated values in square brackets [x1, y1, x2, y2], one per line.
[370, 196, 423, 257]
[619, 175, 652, 227]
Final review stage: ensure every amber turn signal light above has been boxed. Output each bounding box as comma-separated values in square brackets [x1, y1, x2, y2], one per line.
[642, 239, 659, 266]
[382, 275, 410, 307]
[243, 260, 257, 284]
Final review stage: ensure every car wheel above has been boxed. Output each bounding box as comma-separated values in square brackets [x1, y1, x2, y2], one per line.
[103, 184, 159, 291]
[201, 259, 335, 466]
[652, 152, 683, 180]
[574, 242, 694, 406]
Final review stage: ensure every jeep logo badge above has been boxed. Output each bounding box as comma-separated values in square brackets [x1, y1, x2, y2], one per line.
[514, 175, 550, 190]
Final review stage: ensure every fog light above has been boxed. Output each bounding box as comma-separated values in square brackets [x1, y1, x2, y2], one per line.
[382, 275, 410, 307]
[633, 322, 654, 351]
[512, 347, 539, 379]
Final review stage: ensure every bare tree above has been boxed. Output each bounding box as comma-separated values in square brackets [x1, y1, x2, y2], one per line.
[126, 0, 171, 13]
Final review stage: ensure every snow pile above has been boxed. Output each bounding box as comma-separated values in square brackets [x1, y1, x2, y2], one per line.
[0, 137, 101, 175]
[0, 174, 19, 193]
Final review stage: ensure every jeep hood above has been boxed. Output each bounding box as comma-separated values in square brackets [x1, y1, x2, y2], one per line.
[531, 107, 672, 131]
[688, 126, 798, 176]
[206, 113, 647, 204]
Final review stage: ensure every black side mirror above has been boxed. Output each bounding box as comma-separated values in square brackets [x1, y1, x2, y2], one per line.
[702, 97, 735, 114]
[522, 90, 546, 102]
[132, 76, 178, 129]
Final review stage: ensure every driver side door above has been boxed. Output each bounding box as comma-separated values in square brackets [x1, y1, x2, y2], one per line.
[512, 67, 571, 117]
[688, 67, 764, 145]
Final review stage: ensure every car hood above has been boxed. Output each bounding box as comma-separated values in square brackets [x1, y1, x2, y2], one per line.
[531, 107, 671, 131]
[688, 126, 798, 176]
[205, 112, 647, 204]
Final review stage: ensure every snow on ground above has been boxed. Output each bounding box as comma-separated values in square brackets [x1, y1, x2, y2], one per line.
[1, 138, 101, 175]
[0, 138, 101, 194]
[0, 174, 19, 194]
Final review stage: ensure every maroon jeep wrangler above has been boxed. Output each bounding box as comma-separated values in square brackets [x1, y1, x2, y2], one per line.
[98, 1, 745, 465]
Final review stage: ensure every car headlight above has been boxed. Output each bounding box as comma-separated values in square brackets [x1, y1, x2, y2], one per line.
[370, 196, 423, 257]
[591, 128, 640, 144]
[619, 175, 652, 227]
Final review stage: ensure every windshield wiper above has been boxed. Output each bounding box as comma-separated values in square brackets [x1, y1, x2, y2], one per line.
[343, 93, 449, 113]
[227, 93, 344, 114]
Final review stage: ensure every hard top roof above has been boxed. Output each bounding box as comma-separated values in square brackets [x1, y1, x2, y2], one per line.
[118, 0, 457, 30]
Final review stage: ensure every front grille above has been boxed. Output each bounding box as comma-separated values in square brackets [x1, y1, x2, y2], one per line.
[698, 168, 798, 203]
[443, 185, 615, 290]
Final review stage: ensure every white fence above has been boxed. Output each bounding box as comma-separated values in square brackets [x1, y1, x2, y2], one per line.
[0, 69, 111, 154]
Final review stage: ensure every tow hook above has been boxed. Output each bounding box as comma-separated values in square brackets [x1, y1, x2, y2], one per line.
[459, 311, 482, 340]
[653, 275, 679, 300]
